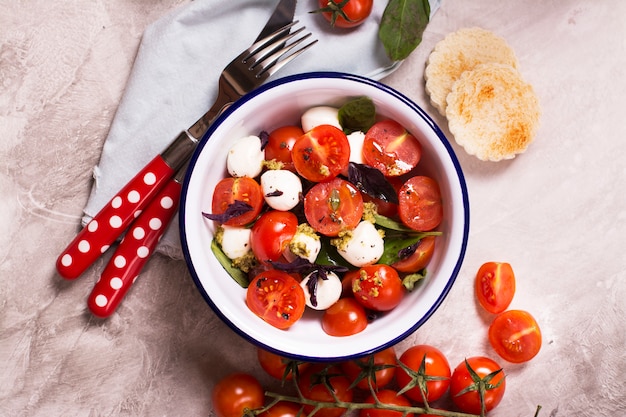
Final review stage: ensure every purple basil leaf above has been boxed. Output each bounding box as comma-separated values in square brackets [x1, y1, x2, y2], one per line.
[348, 162, 399, 204]
[265, 190, 284, 197]
[398, 241, 419, 260]
[202, 200, 253, 223]
[259, 130, 270, 151]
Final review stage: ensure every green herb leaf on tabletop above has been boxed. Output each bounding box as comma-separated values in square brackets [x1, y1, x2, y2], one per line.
[379, 0, 430, 61]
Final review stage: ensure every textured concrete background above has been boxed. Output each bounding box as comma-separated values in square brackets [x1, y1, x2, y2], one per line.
[1, 0, 625, 416]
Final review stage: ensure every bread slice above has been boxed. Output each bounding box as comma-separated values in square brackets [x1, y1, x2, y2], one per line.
[445, 63, 541, 161]
[425, 27, 519, 116]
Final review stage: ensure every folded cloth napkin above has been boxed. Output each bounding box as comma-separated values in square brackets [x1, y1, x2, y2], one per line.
[83, 0, 441, 260]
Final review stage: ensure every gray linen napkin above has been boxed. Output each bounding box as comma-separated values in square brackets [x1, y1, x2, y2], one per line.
[82, 0, 441, 260]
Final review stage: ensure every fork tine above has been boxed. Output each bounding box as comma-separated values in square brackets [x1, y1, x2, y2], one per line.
[257, 33, 318, 78]
[244, 21, 299, 60]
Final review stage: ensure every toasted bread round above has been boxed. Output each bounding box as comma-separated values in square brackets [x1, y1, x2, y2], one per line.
[446, 63, 540, 161]
[425, 27, 519, 116]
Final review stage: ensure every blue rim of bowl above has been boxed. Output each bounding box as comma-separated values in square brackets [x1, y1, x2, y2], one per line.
[179, 71, 470, 362]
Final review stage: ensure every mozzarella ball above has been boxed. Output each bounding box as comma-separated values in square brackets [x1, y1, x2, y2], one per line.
[300, 271, 342, 310]
[285, 231, 321, 264]
[220, 226, 252, 259]
[347, 131, 366, 165]
[260, 169, 302, 211]
[337, 221, 384, 267]
[226, 135, 264, 178]
[301, 106, 341, 132]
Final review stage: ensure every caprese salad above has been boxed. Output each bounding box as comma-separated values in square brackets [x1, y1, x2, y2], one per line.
[203, 97, 443, 335]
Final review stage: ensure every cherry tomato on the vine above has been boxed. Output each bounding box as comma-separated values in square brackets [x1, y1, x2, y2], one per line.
[257, 347, 309, 381]
[304, 177, 364, 237]
[475, 262, 516, 314]
[359, 389, 413, 417]
[392, 235, 436, 273]
[258, 401, 302, 417]
[489, 309, 542, 363]
[264, 125, 304, 171]
[363, 119, 422, 177]
[395, 345, 451, 404]
[316, 0, 373, 29]
[352, 264, 404, 311]
[246, 270, 306, 330]
[398, 176, 443, 232]
[212, 373, 264, 417]
[340, 347, 397, 390]
[297, 364, 354, 417]
[322, 298, 368, 337]
[292, 124, 350, 182]
[250, 210, 298, 263]
[211, 176, 263, 227]
[449, 356, 506, 415]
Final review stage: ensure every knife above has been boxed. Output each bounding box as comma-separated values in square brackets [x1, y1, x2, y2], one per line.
[56, 0, 297, 281]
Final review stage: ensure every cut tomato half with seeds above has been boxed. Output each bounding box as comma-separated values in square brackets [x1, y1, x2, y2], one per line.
[246, 269, 305, 330]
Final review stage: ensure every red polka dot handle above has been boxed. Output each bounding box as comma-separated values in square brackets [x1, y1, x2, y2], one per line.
[87, 176, 182, 318]
[56, 155, 175, 279]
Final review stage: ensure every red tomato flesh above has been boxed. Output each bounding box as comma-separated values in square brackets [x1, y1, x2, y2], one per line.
[363, 120, 422, 177]
[489, 309, 542, 363]
[398, 176, 443, 231]
[304, 177, 364, 237]
[392, 235, 436, 273]
[246, 270, 305, 330]
[292, 124, 350, 182]
[211, 176, 263, 226]
[475, 262, 516, 314]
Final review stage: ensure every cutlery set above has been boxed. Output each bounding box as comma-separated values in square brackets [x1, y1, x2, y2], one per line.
[56, 0, 315, 317]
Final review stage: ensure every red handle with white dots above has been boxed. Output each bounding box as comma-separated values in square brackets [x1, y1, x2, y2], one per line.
[88, 175, 182, 318]
[56, 156, 175, 280]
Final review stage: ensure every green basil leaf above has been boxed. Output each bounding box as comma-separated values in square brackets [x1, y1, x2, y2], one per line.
[211, 238, 249, 288]
[338, 96, 376, 134]
[315, 237, 353, 269]
[379, 0, 430, 61]
[402, 270, 426, 291]
[378, 234, 424, 265]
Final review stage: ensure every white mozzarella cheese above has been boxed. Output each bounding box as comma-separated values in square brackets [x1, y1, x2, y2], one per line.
[300, 271, 342, 310]
[284, 231, 321, 264]
[337, 221, 384, 267]
[301, 106, 341, 132]
[220, 226, 252, 260]
[260, 170, 302, 211]
[347, 131, 366, 164]
[226, 135, 264, 178]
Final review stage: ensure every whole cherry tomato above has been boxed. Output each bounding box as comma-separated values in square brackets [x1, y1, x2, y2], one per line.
[250, 210, 298, 263]
[352, 264, 404, 311]
[316, 0, 373, 29]
[258, 401, 302, 417]
[395, 345, 451, 404]
[359, 389, 413, 417]
[475, 262, 516, 314]
[322, 298, 368, 337]
[449, 357, 506, 415]
[340, 347, 397, 390]
[297, 364, 354, 417]
[257, 347, 309, 381]
[489, 309, 542, 363]
[264, 125, 304, 171]
[212, 373, 264, 417]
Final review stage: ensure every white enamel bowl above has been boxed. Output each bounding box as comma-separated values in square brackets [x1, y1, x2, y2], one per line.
[180, 72, 469, 362]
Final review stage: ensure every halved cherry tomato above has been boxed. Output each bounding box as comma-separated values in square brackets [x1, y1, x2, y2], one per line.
[292, 124, 350, 182]
[392, 236, 436, 273]
[297, 364, 353, 417]
[449, 357, 506, 415]
[264, 125, 304, 171]
[304, 177, 364, 237]
[340, 347, 397, 390]
[363, 120, 422, 177]
[398, 176, 443, 231]
[250, 210, 298, 263]
[212, 373, 264, 417]
[475, 262, 516, 314]
[246, 270, 305, 330]
[359, 389, 413, 417]
[258, 401, 302, 417]
[395, 344, 451, 404]
[211, 176, 263, 226]
[317, 0, 373, 29]
[352, 265, 404, 311]
[322, 298, 368, 337]
[489, 309, 542, 363]
[257, 347, 309, 381]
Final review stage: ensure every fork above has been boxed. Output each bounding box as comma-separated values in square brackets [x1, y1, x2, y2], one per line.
[57, 21, 316, 296]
